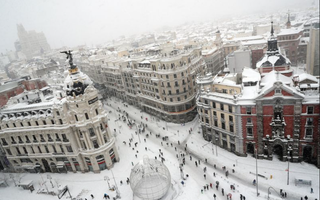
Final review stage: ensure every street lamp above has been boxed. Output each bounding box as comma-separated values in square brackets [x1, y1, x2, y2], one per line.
[111, 169, 121, 199]
[255, 147, 259, 196]
[104, 176, 111, 190]
[287, 146, 292, 185]
[215, 138, 218, 156]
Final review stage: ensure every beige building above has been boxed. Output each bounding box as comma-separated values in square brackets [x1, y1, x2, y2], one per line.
[197, 70, 242, 154]
[81, 48, 207, 123]
[0, 59, 119, 173]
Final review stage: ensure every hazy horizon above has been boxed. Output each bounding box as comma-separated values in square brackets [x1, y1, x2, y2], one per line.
[0, 0, 314, 54]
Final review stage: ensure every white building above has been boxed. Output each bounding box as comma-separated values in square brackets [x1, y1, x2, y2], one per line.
[227, 47, 251, 73]
[0, 54, 119, 173]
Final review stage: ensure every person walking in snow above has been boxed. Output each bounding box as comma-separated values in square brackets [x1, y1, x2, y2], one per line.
[195, 161, 198, 167]
[221, 188, 224, 196]
[213, 194, 216, 200]
[204, 174, 206, 179]
[91, 194, 94, 199]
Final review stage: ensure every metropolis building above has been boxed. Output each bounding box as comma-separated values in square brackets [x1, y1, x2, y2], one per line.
[0, 52, 119, 173]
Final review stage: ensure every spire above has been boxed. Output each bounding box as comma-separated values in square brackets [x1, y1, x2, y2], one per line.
[271, 21, 274, 36]
[286, 10, 291, 29]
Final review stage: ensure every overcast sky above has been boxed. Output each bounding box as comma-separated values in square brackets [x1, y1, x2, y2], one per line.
[0, 0, 312, 54]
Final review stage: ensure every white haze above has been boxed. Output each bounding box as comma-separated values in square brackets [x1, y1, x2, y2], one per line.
[0, 0, 313, 53]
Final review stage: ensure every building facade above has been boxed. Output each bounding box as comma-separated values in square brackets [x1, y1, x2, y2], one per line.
[197, 23, 320, 167]
[81, 48, 207, 123]
[16, 24, 51, 59]
[0, 54, 119, 173]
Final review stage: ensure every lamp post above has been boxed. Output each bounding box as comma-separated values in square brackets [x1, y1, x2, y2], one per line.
[287, 146, 292, 185]
[255, 147, 259, 196]
[111, 169, 121, 199]
[104, 176, 111, 190]
[215, 138, 218, 156]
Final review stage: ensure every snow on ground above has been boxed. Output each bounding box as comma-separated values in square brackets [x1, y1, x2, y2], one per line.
[0, 96, 319, 200]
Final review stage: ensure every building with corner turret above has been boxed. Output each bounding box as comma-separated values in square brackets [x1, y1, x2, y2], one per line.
[0, 52, 119, 173]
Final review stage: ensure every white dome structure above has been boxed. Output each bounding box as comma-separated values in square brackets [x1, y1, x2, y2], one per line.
[130, 156, 171, 200]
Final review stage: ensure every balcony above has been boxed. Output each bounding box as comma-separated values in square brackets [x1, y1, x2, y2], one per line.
[33, 140, 38, 143]
[63, 139, 70, 143]
[11, 141, 17, 144]
[2, 142, 8, 146]
[26, 140, 31, 143]
[18, 141, 23, 144]
[56, 138, 61, 142]
[40, 139, 46, 142]
[48, 139, 53, 142]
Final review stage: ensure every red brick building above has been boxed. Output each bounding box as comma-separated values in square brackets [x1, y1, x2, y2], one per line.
[0, 77, 47, 108]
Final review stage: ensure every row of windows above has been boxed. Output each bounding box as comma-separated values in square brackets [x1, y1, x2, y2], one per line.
[1, 133, 69, 146]
[6, 144, 73, 156]
[4, 119, 63, 129]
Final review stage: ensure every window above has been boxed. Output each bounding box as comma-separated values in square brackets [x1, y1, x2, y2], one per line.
[93, 140, 99, 149]
[247, 118, 252, 124]
[220, 103, 224, 110]
[35, 121, 39, 126]
[51, 120, 55, 124]
[228, 105, 232, 113]
[45, 145, 49, 153]
[247, 127, 253, 136]
[305, 128, 313, 138]
[13, 123, 16, 127]
[275, 89, 281, 94]
[222, 122, 225, 129]
[89, 128, 95, 137]
[230, 125, 234, 133]
[60, 145, 64, 153]
[6, 149, 12, 155]
[52, 145, 57, 153]
[20, 122, 23, 127]
[95, 109, 99, 115]
[246, 107, 252, 114]
[56, 111, 60, 116]
[174, 74, 177, 78]
[178, 97, 181, 101]
[307, 106, 314, 114]
[213, 111, 217, 117]
[214, 119, 218, 127]
[66, 146, 73, 152]
[59, 119, 63, 124]
[47, 134, 52, 141]
[43, 120, 46, 125]
[213, 102, 216, 108]
[306, 118, 313, 126]
[38, 146, 42, 153]
[62, 134, 68, 142]
[28, 122, 31, 126]
[170, 98, 173, 102]
[75, 115, 78, 121]
[85, 113, 89, 120]
[221, 113, 225, 119]
[229, 116, 233, 122]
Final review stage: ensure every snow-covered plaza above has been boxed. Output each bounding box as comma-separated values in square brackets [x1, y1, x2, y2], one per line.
[0, 97, 319, 200]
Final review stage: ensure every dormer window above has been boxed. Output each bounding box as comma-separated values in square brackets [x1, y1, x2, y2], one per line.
[275, 89, 281, 94]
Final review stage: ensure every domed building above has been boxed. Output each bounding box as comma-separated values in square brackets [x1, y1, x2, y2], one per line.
[0, 51, 119, 173]
[130, 156, 173, 200]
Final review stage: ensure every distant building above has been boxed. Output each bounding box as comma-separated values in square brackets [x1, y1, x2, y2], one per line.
[227, 47, 251, 73]
[16, 24, 51, 59]
[306, 23, 320, 76]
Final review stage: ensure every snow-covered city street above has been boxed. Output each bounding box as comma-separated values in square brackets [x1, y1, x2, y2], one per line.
[0, 97, 318, 200]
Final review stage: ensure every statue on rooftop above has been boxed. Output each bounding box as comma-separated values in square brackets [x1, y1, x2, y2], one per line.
[60, 50, 76, 69]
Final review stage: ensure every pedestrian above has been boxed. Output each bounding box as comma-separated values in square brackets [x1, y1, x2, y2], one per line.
[195, 161, 198, 167]
[120, 180, 123, 185]
[206, 184, 209, 190]
[126, 178, 130, 184]
[135, 154, 137, 158]
[210, 183, 213, 188]
[213, 194, 216, 200]
[222, 188, 224, 196]
[216, 184, 219, 190]
[144, 138, 146, 142]
[311, 188, 313, 193]
[205, 158, 207, 163]
[253, 179, 256, 185]
[91, 194, 94, 199]
[131, 162, 134, 166]
[243, 196, 246, 200]
[201, 189, 203, 194]
[204, 174, 206, 179]
[284, 192, 287, 198]
[304, 195, 308, 200]
[204, 167, 206, 172]
[145, 147, 147, 151]
[198, 159, 201, 165]
[178, 141, 180, 145]
[190, 155, 192, 160]
[213, 172, 216, 177]
[240, 194, 243, 200]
